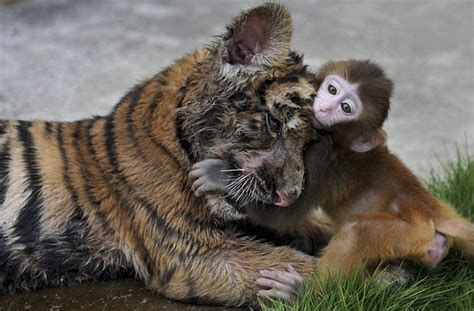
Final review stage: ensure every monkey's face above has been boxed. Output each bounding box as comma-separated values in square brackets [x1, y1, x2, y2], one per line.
[312, 60, 393, 142]
[312, 75, 363, 130]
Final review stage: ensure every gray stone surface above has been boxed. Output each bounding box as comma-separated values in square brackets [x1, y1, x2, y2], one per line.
[1, 0, 473, 177]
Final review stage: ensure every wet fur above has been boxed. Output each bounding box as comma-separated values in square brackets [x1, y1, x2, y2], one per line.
[0, 3, 320, 307]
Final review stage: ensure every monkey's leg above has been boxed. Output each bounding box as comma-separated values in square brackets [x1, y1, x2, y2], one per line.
[254, 217, 433, 301]
[434, 202, 474, 263]
[316, 216, 436, 280]
[146, 237, 317, 307]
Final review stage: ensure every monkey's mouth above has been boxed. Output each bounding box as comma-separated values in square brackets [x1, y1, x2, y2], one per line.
[312, 116, 338, 136]
[311, 116, 325, 129]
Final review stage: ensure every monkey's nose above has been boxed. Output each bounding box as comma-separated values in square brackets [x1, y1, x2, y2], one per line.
[318, 101, 333, 113]
[318, 106, 329, 113]
[274, 191, 297, 207]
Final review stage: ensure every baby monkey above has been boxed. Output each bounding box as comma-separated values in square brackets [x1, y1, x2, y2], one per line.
[190, 59, 474, 300]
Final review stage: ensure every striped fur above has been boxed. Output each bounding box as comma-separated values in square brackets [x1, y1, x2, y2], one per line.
[0, 4, 319, 306]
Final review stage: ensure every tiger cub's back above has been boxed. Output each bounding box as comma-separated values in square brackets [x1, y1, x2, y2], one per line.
[0, 119, 130, 292]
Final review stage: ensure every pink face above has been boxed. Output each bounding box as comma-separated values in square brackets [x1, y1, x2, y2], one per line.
[312, 75, 363, 129]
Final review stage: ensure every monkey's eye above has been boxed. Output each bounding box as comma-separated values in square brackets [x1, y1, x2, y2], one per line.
[341, 102, 352, 114]
[328, 84, 337, 95]
[266, 113, 282, 135]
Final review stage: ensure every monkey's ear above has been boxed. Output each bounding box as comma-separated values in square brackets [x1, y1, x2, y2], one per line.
[223, 3, 293, 67]
[350, 129, 387, 153]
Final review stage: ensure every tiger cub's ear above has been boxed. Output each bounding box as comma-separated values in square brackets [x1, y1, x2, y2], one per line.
[223, 3, 293, 67]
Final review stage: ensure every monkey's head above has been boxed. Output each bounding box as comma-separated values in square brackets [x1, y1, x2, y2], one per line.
[312, 60, 394, 152]
[178, 3, 316, 211]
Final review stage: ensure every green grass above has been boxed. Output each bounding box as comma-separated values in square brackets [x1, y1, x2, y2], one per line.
[263, 146, 474, 310]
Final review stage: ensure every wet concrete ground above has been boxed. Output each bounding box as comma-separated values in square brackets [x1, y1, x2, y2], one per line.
[0, 0, 473, 310]
[0, 279, 242, 310]
[1, 0, 473, 177]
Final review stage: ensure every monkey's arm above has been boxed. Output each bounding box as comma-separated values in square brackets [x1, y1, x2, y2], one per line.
[189, 159, 233, 197]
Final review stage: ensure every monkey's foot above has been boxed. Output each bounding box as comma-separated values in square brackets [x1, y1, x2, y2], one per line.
[425, 232, 448, 268]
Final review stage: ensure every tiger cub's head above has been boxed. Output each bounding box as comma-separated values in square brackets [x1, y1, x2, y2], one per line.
[178, 3, 316, 215]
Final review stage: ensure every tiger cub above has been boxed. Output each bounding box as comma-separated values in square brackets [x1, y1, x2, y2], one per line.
[0, 3, 321, 307]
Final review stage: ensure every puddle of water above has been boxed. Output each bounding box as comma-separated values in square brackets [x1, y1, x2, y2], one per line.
[0, 279, 244, 310]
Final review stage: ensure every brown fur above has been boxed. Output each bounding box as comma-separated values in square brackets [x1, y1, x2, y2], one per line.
[0, 3, 323, 307]
[299, 140, 474, 279]
[290, 61, 474, 279]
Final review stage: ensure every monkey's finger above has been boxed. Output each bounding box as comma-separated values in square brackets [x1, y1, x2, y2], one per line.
[190, 176, 203, 189]
[189, 168, 205, 180]
[191, 178, 207, 195]
[287, 264, 298, 273]
[194, 187, 203, 197]
[286, 264, 304, 288]
[257, 288, 295, 302]
[194, 184, 211, 197]
[259, 270, 299, 288]
[192, 188, 203, 197]
[256, 277, 295, 295]
[192, 159, 224, 170]
[195, 183, 219, 196]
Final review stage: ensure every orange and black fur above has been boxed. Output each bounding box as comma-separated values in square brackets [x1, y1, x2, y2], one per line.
[0, 4, 323, 306]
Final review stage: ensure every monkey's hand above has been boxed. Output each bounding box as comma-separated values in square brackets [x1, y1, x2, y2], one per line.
[189, 159, 233, 197]
[256, 264, 304, 302]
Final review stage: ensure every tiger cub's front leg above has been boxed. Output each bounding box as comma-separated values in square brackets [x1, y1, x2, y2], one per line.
[145, 235, 317, 307]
